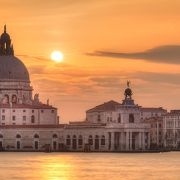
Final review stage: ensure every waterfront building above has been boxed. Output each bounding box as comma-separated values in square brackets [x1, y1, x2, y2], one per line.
[144, 117, 163, 149]
[140, 107, 167, 121]
[163, 110, 180, 149]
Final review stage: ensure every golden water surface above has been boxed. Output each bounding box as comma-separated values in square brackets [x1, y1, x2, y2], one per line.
[0, 152, 180, 180]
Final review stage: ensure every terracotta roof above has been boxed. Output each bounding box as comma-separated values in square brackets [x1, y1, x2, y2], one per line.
[141, 107, 167, 112]
[86, 100, 120, 113]
[170, 110, 180, 114]
[0, 103, 57, 109]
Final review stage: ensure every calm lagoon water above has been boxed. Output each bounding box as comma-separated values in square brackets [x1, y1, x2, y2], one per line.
[0, 152, 180, 180]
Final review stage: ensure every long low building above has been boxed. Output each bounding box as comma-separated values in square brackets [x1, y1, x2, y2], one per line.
[0, 122, 150, 152]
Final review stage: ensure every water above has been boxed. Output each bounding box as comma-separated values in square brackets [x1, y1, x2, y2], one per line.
[0, 152, 180, 180]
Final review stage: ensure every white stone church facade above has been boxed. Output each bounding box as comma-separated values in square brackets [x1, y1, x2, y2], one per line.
[0, 26, 165, 152]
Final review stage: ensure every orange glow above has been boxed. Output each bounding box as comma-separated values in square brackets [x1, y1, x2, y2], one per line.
[1, 0, 180, 122]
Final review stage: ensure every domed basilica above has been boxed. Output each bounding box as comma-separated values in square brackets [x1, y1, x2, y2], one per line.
[0, 25, 58, 125]
[0, 25, 167, 152]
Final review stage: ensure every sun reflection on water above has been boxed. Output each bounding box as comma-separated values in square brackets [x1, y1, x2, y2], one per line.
[0, 152, 180, 180]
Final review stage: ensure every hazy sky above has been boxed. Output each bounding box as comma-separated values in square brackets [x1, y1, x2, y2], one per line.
[1, 0, 180, 122]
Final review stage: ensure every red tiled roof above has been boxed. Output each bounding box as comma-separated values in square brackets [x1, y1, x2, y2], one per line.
[141, 107, 167, 112]
[86, 100, 120, 113]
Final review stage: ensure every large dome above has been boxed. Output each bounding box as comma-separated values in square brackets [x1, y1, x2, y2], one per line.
[0, 56, 30, 81]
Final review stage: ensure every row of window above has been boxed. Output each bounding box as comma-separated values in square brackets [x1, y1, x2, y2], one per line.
[66, 135, 106, 146]
[0, 133, 58, 139]
[0, 141, 58, 150]
[1, 115, 36, 123]
[97, 114, 135, 123]
[1, 109, 55, 113]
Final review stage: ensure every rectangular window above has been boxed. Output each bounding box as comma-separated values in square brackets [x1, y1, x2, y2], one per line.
[2, 109, 5, 113]
[12, 116, 16, 121]
[2, 115, 5, 120]
[13, 109, 15, 112]
[66, 139, 71, 146]
[32, 110, 34, 113]
[118, 114, 121, 123]
[23, 116, 26, 121]
[31, 115, 35, 123]
[23, 110, 26, 112]
[41, 110, 44, 113]
[12, 123, 16, 125]
[97, 114, 101, 122]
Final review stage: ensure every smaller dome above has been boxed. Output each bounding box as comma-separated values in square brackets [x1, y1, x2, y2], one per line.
[0, 32, 10, 43]
[125, 88, 132, 96]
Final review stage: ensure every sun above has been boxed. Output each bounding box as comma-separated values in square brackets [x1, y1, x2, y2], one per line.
[51, 51, 64, 63]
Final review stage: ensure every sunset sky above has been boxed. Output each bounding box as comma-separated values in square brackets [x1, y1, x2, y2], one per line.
[1, 0, 180, 122]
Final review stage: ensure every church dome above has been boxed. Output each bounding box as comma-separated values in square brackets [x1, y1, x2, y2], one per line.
[0, 56, 30, 81]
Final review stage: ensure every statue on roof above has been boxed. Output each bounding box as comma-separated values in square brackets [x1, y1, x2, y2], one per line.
[124, 80, 133, 99]
[127, 80, 130, 88]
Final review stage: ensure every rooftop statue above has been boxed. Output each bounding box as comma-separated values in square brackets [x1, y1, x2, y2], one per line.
[124, 81, 133, 99]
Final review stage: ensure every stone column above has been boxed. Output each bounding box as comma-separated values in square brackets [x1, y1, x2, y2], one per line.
[139, 132, 142, 150]
[129, 131, 132, 150]
[120, 132, 125, 151]
[173, 119, 176, 149]
[148, 132, 150, 149]
[111, 132, 115, 151]
[157, 122, 159, 146]
[142, 132, 145, 150]
[126, 131, 129, 151]
[164, 118, 167, 148]
[119, 132, 122, 150]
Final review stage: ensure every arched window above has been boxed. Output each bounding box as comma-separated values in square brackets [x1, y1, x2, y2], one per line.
[88, 135, 93, 145]
[0, 134, 3, 138]
[66, 135, 71, 146]
[31, 115, 35, 123]
[129, 114, 134, 123]
[53, 134, 58, 138]
[34, 134, 39, 139]
[16, 134, 21, 139]
[12, 95, 17, 104]
[101, 135, 105, 145]
[4, 94, 9, 104]
[78, 135, 83, 146]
